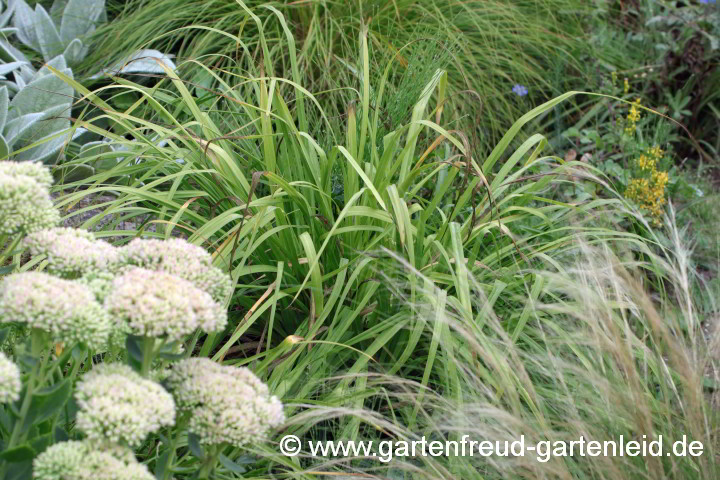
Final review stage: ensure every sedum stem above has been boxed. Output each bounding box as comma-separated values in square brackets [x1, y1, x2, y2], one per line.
[140, 336, 156, 377]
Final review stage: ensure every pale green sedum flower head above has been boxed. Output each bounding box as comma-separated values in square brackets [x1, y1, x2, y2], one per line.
[0, 161, 54, 189]
[0, 272, 111, 350]
[0, 173, 59, 235]
[24, 227, 119, 277]
[33, 441, 155, 480]
[105, 267, 227, 341]
[119, 238, 233, 302]
[167, 358, 284, 446]
[0, 351, 21, 404]
[75, 363, 176, 447]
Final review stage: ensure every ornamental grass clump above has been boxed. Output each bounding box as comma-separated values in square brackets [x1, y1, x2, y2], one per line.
[0, 272, 111, 350]
[0, 352, 21, 404]
[119, 238, 232, 302]
[74, 364, 176, 447]
[33, 441, 155, 480]
[105, 267, 227, 341]
[167, 358, 284, 447]
[24, 227, 119, 277]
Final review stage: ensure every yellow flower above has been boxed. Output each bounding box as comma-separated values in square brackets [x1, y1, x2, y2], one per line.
[625, 164, 669, 224]
[652, 170, 669, 188]
[625, 99, 642, 135]
[647, 146, 663, 160]
[624, 78, 630, 94]
[635, 154, 655, 170]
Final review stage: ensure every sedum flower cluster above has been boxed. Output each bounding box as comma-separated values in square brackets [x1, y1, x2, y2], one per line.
[33, 441, 154, 480]
[0, 272, 112, 350]
[19, 232, 233, 343]
[77, 270, 117, 303]
[24, 228, 119, 277]
[167, 358, 284, 446]
[75, 364, 176, 447]
[105, 267, 227, 341]
[0, 351, 21, 404]
[0, 162, 59, 235]
[0, 162, 54, 188]
[119, 238, 233, 302]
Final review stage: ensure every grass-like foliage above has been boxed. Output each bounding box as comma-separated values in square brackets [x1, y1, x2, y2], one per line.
[54, 3, 637, 405]
[0, 2, 717, 479]
[84, 0, 587, 145]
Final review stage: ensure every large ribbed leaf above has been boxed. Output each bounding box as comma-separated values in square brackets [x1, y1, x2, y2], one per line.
[0, 39, 29, 64]
[10, 0, 39, 51]
[0, 2, 13, 29]
[11, 103, 70, 162]
[0, 61, 27, 77]
[49, 0, 69, 22]
[104, 49, 176, 75]
[34, 5, 63, 61]
[3, 112, 44, 146]
[59, 0, 104, 44]
[8, 66, 73, 121]
[62, 38, 85, 66]
[16, 63, 35, 84]
[34, 55, 68, 80]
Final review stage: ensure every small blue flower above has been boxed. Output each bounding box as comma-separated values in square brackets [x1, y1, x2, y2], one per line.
[699, 0, 716, 4]
[512, 84, 528, 97]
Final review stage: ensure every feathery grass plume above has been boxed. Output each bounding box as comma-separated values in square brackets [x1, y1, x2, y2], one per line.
[271, 223, 715, 479]
[33, 441, 155, 480]
[24, 227, 119, 277]
[166, 358, 284, 446]
[370, 228, 717, 479]
[0, 161, 54, 189]
[0, 352, 21, 404]
[119, 238, 232, 302]
[75, 363, 176, 447]
[105, 267, 227, 341]
[0, 272, 111, 349]
[0, 173, 59, 235]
